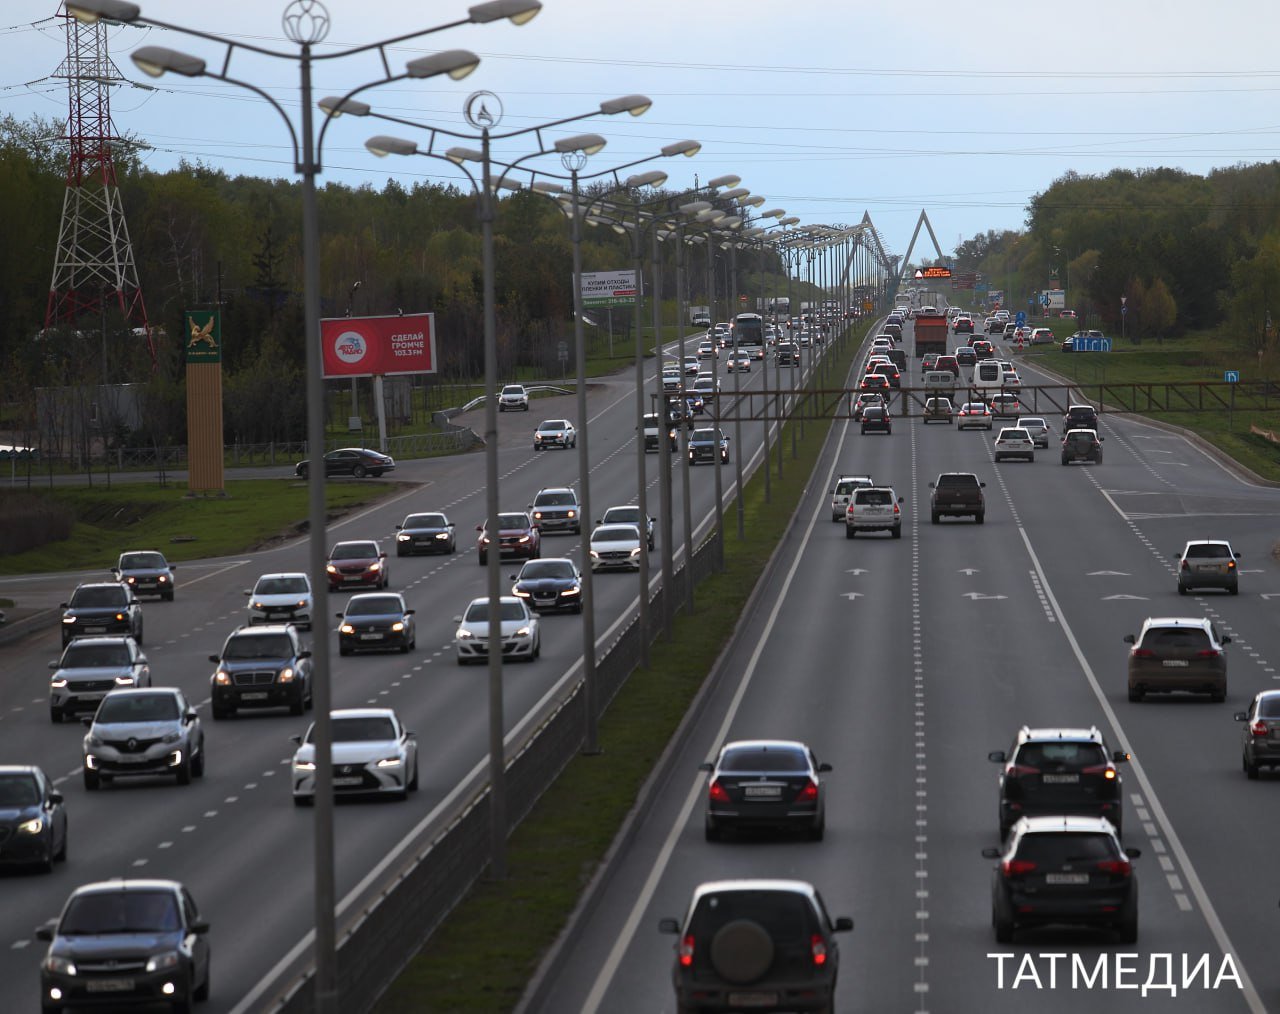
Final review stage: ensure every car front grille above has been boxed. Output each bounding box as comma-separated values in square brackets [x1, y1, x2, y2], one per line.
[77, 958, 149, 974]
[103, 736, 162, 753]
[233, 670, 278, 687]
[73, 679, 118, 693]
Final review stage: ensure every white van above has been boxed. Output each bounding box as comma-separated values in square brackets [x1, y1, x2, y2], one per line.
[923, 370, 957, 397]
[971, 359, 1005, 396]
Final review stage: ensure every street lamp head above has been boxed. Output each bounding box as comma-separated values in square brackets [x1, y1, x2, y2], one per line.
[743, 227, 766, 238]
[719, 215, 742, 229]
[661, 139, 701, 158]
[717, 187, 749, 202]
[624, 170, 667, 189]
[760, 208, 785, 219]
[531, 181, 564, 195]
[741, 195, 765, 208]
[679, 200, 711, 215]
[66, 0, 139, 24]
[319, 96, 371, 118]
[445, 146, 485, 165]
[468, 0, 542, 24]
[696, 209, 725, 223]
[365, 135, 419, 158]
[132, 46, 206, 79]
[780, 216, 801, 226]
[407, 50, 481, 81]
[555, 133, 607, 156]
[600, 94, 652, 117]
[708, 174, 741, 190]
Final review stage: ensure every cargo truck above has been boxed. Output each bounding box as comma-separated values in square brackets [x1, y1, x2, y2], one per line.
[913, 312, 949, 359]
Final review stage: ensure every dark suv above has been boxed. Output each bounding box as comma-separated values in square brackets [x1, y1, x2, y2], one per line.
[209, 624, 313, 719]
[37, 878, 211, 1012]
[528, 487, 582, 536]
[929, 472, 986, 524]
[1063, 403, 1099, 429]
[659, 879, 853, 1013]
[988, 726, 1130, 838]
[1060, 428, 1103, 464]
[60, 582, 143, 648]
[983, 816, 1140, 944]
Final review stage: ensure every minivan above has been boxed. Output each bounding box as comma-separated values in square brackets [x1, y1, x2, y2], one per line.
[972, 359, 1004, 395]
[885, 347, 908, 372]
[923, 370, 957, 395]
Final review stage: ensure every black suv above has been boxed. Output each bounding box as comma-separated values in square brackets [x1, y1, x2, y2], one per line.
[60, 582, 143, 648]
[1063, 403, 1099, 429]
[983, 816, 1140, 944]
[209, 624, 313, 719]
[988, 726, 1129, 838]
[37, 878, 211, 1012]
[659, 879, 853, 1013]
[1061, 428, 1103, 464]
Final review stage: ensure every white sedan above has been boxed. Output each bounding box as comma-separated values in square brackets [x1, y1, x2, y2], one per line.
[291, 707, 418, 804]
[589, 523, 643, 572]
[453, 596, 540, 664]
[726, 353, 751, 373]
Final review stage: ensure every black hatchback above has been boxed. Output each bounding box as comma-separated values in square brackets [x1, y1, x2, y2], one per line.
[700, 740, 830, 841]
[989, 726, 1129, 838]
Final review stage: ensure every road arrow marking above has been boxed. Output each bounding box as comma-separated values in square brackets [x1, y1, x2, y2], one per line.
[1088, 570, 1130, 576]
[1260, 593, 1280, 600]
[1102, 594, 1149, 600]
[958, 568, 980, 575]
[961, 592, 1007, 600]
[841, 592, 864, 601]
[845, 568, 869, 575]
[1240, 569, 1264, 574]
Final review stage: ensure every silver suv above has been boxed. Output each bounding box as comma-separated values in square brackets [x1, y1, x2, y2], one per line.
[829, 474, 873, 521]
[845, 485, 903, 539]
[82, 688, 205, 790]
[49, 636, 150, 724]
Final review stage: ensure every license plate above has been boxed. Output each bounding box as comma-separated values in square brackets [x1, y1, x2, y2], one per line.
[1042, 773, 1079, 784]
[86, 979, 135, 993]
[343, 574, 361, 581]
[1045, 873, 1089, 885]
[1163, 659, 1189, 667]
[743, 785, 781, 798]
[242, 691, 269, 700]
[333, 776, 363, 786]
[950, 503, 967, 509]
[727, 993, 779, 1008]
[268, 611, 291, 619]
[116, 754, 146, 764]
[359, 633, 384, 640]
[84, 626, 107, 634]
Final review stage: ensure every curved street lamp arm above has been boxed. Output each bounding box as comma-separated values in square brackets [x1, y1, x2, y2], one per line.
[203, 70, 302, 167]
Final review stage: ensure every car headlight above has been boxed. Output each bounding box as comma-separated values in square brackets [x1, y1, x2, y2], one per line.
[566, 510, 576, 518]
[278, 666, 295, 683]
[146, 951, 181, 973]
[294, 759, 316, 771]
[390, 621, 405, 632]
[62, 616, 76, 625]
[396, 533, 411, 542]
[630, 547, 642, 557]
[114, 612, 126, 621]
[515, 626, 532, 637]
[18, 817, 43, 835]
[339, 623, 355, 634]
[126, 576, 137, 584]
[50, 677, 68, 688]
[214, 670, 232, 685]
[518, 536, 530, 544]
[369, 561, 382, 572]
[513, 588, 531, 598]
[533, 512, 543, 519]
[157, 575, 169, 583]
[562, 587, 580, 596]
[44, 955, 76, 976]
[376, 756, 402, 768]
[434, 532, 449, 540]
[250, 600, 264, 610]
[480, 536, 492, 545]
[114, 674, 135, 685]
[457, 629, 473, 640]
[589, 550, 600, 559]
[326, 564, 338, 574]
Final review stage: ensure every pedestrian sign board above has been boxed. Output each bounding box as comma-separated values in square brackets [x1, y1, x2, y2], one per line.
[1224, 370, 1240, 383]
[1015, 311, 1026, 325]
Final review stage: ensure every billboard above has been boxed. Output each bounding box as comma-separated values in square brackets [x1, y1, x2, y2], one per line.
[580, 269, 638, 308]
[320, 313, 436, 378]
[1041, 288, 1066, 311]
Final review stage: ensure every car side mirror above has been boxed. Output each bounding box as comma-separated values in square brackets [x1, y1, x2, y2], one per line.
[208, 654, 221, 664]
[335, 612, 345, 620]
[981, 847, 1002, 859]
[137, 656, 147, 665]
[49, 791, 63, 805]
[927, 482, 935, 489]
[185, 710, 198, 723]
[1235, 552, 1242, 559]
[290, 734, 302, 745]
[110, 568, 120, 575]
[394, 525, 403, 530]
[657, 918, 680, 935]
[526, 504, 533, 511]
[59, 603, 69, 609]
[817, 762, 833, 773]
[189, 919, 210, 935]
[697, 762, 713, 772]
[452, 616, 463, 624]
[988, 750, 1006, 763]
[35, 923, 55, 942]
[48, 661, 59, 670]
[1234, 712, 1249, 722]
[476, 525, 483, 532]
[833, 916, 854, 933]
[244, 589, 252, 597]
[897, 497, 904, 504]
[1122, 634, 1135, 645]
[979, 482, 987, 488]
[1222, 636, 1233, 644]
[169, 565, 176, 571]
[1113, 750, 1131, 763]
[1124, 848, 1142, 860]
[1098, 436, 1105, 441]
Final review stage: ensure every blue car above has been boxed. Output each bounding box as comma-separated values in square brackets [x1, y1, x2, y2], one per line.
[511, 558, 583, 614]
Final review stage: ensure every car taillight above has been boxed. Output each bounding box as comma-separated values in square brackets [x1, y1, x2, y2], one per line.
[794, 779, 819, 803]
[1082, 763, 1117, 781]
[679, 934, 695, 967]
[811, 934, 828, 966]
[1196, 650, 1221, 658]
[1007, 764, 1038, 777]
[708, 779, 731, 803]
[1131, 648, 1155, 658]
[1251, 720, 1269, 737]
[1096, 859, 1131, 877]
[1227, 560, 1237, 570]
[1001, 859, 1036, 877]
[893, 503, 901, 516]
[1180, 561, 1190, 571]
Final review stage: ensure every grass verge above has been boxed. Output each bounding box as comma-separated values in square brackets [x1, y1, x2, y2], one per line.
[372, 325, 868, 1014]
[0, 480, 409, 576]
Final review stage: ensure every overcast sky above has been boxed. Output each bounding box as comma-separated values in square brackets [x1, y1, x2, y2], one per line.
[4, 0, 1278, 264]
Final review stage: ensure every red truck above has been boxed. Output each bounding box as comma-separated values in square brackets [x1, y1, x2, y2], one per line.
[913, 313, 949, 359]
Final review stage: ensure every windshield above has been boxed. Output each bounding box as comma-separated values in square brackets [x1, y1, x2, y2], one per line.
[96, 693, 180, 724]
[463, 601, 528, 623]
[70, 586, 127, 608]
[501, 386, 524, 395]
[519, 561, 576, 580]
[605, 508, 640, 524]
[592, 526, 637, 543]
[255, 576, 309, 596]
[692, 429, 719, 442]
[403, 514, 446, 529]
[0, 774, 39, 807]
[345, 596, 402, 617]
[223, 635, 293, 660]
[495, 514, 530, 531]
[119, 553, 166, 570]
[535, 492, 577, 506]
[60, 890, 181, 935]
[330, 716, 397, 742]
[537, 421, 567, 432]
[61, 643, 131, 668]
[330, 543, 378, 560]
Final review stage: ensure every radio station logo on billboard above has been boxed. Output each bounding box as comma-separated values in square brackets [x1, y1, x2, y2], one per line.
[320, 313, 437, 378]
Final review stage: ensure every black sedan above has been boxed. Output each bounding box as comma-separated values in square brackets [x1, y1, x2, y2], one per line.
[295, 447, 396, 479]
[0, 765, 67, 872]
[395, 512, 456, 556]
[337, 593, 416, 655]
[700, 739, 831, 841]
[510, 558, 583, 614]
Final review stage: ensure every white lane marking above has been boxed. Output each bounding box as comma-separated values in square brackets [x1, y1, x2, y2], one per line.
[1017, 527, 1265, 1013]
[579, 370, 857, 1014]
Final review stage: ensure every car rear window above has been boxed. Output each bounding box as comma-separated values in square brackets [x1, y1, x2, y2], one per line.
[1013, 742, 1107, 770]
[1016, 832, 1119, 865]
[690, 891, 817, 939]
[856, 489, 895, 506]
[720, 747, 808, 772]
[1185, 544, 1230, 560]
[1141, 627, 1212, 651]
[1258, 697, 1280, 719]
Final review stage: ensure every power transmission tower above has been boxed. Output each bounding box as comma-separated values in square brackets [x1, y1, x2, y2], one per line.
[44, 4, 155, 364]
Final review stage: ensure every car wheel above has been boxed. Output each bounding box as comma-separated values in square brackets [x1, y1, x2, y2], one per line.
[163, 591, 174, 602]
[290, 694, 304, 716]
[339, 643, 351, 657]
[1060, 456, 1068, 465]
[1229, 582, 1239, 596]
[845, 526, 855, 539]
[193, 962, 210, 1003]
[192, 743, 205, 777]
[993, 882, 1015, 944]
[176, 755, 193, 786]
[397, 547, 406, 557]
[891, 525, 902, 540]
[1128, 685, 1144, 702]
[83, 768, 100, 791]
[409, 757, 419, 791]
[294, 795, 313, 807]
[135, 624, 143, 646]
[1115, 885, 1139, 944]
[704, 818, 721, 842]
[478, 553, 486, 567]
[50, 706, 63, 724]
[297, 465, 309, 479]
[808, 813, 826, 841]
[1177, 584, 1188, 596]
[352, 464, 368, 479]
[975, 512, 985, 525]
[1211, 688, 1226, 703]
[1245, 753, 1260, 780]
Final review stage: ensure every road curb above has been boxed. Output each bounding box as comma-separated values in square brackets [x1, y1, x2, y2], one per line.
[0, 608, 56, 648]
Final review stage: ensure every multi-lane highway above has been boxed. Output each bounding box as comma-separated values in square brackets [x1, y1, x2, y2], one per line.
[528, 317, 1280, 1013]
[0, 327, 838, 1012]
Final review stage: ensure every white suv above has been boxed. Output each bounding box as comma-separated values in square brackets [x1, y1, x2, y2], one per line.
[498, 384, 529, 411]
[830, 474, 873, 521]
[993, 427, 1035, 462]
[845, 485, 903, 539]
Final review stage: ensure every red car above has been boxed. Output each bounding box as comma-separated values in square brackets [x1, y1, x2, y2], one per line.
[326, 540, 389, 591]
[477, 512, 541, 566]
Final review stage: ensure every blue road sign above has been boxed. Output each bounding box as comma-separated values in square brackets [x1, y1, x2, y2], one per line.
[1224, 370, 1240, 383]
[1015, 311, 1026, 325]
[1120, 305, 1128, 316]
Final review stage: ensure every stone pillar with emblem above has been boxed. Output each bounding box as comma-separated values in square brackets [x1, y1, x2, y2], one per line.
[183, 309, 225, 493]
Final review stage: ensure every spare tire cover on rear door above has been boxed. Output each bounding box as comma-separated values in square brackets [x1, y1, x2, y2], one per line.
[709, 919, 775, 984]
